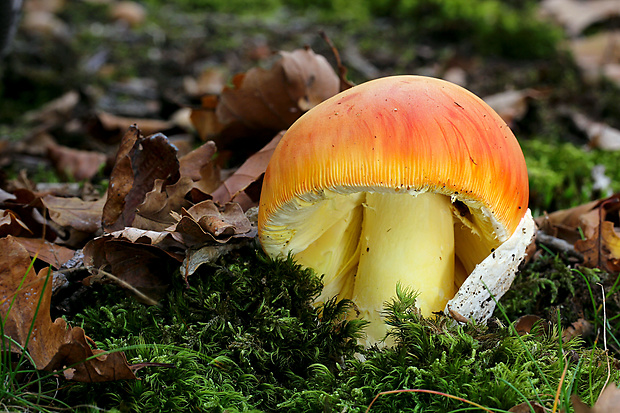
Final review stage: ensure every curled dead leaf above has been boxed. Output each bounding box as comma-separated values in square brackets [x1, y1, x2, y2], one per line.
[42, 194, 105, 234]
[168, 200, 256, 248]
[217, 48, 339, 130]
[211, 131, 283, 208]
[0, 236, 136, 382]
[191, 48, 339, 152]
[102, 126, 180, 232]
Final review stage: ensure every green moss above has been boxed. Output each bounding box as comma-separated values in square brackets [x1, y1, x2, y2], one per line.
[498, 253, 605, 321]
[61, 248, 365, 411]
[523, 140, 620, 214]
[42, 251, 618, 412]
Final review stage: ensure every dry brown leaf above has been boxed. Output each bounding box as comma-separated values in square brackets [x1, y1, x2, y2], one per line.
[536, 198, 607, 244]
[514, 315, 549, 336]
[178, 140, 221, 195]
[13, 236, 74, 269]
[184, 67, 227, 97]
[0, 209, 32, 237]
[217, 48, 338, 130]
[132, 177, 193, 231]
[97, 111, 174, 138]
[192, 48, 338, 152]
[562, 318, 594, 342]
[190, 95, 225, 141]
[508, 401, 545, 412]
[0, 236, 136, 382]
[540, 0, 620, 36]
[573, 197, 620, 272]
[102, 126, 180, 232]
[23, 90, 79, 125]
[572, 384, 620, 413]
[83, 236, 179, 302]
[168, 200, 256, 248]
[47, 143, 107, 181]
[211, 131, 283, 207]
[42, 194, 105, 234]
[1, 188, 57, 241]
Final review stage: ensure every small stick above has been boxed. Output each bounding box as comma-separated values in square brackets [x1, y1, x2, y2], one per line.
[93, 268, 160, 307]
[536, 232, 583, 260]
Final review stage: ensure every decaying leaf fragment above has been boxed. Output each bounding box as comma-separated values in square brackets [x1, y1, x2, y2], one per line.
[572, 384, 620, 413]
[211, 131, 284, 209]
[102, 126, 180, 232]
[0, 236, 136, 382]
[168, 200, 256, 247]
[191, 47, 339, 150]
[537, 194, 620, 273]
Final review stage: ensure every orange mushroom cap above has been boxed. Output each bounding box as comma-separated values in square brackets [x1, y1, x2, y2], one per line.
[258, 75, 528, 242]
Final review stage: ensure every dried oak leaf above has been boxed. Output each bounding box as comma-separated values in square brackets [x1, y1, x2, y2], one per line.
[570, 32, 620, 86]
[179, 140, 221, 198]
[102, 126, 180, 232]
[42, 194, 105, 234]
[217, 48, 339, 129]
[13, 236, 74, 269]
[1, 188, 57, 241]
[567, 196, 620, 272]
[168, 200, 256, 248]
[562, 318, 594, 342]
[0, 235, 136, 381]
[514, 315, 550, 336]
[575, 220, 620, 272]
[47, 143, 107, 181]
[132, 177, 194, 231]
[211, 131, 283, 208]
[90, 111, 175, 144]
[536, 196, 614, 244]
[179, 141, 219, 185]
[572, 111, 620, 151]
[192, 48, 339, 151]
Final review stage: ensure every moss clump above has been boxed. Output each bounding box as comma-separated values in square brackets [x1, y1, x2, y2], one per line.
[61, 247, 366, 411]
[282, 287, 617, 411]
[498, 253, 605, 321]
[51, 257, 620, 412]
[523, 140, 620, 214]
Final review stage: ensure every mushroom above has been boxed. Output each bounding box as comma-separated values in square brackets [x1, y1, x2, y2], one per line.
[257, 75, 536, 345]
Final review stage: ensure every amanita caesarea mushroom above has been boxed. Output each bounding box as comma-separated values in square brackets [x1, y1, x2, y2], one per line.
[257, 75, 536, 345]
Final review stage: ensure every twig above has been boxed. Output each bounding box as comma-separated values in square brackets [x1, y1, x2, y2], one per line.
[536, 231, 583, 260]
[319, 30, 353, 91]
[365, 389, 494, 413]
[92, 268, 160, 307]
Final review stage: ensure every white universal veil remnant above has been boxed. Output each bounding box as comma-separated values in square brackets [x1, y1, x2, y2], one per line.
[257, 75, 536, 346]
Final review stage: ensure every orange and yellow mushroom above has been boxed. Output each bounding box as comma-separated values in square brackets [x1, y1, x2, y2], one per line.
[258, 75, 536, 345]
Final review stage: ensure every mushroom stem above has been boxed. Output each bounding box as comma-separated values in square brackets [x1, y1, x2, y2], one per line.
[352, 192, 456, 343]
